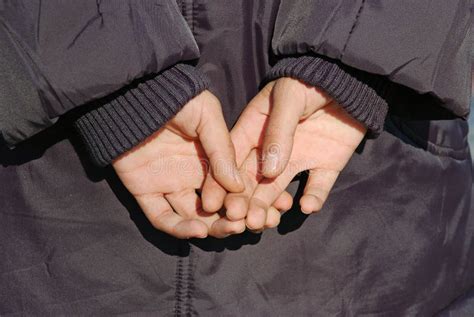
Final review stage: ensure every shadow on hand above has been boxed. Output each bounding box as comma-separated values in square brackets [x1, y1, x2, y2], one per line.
[105, 167, 263, 255]
[105, 168, 314, 255]
[0, 114, 314, 256]
[192, 175, 312, 252]
[276, 174, 309, 235]
[102, 167, 262, 255]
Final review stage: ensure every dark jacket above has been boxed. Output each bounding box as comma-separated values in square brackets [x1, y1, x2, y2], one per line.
[0, 1, 472, 315]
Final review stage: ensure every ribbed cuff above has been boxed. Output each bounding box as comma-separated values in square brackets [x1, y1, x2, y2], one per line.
[74, 64, 209, 167]
[265, 56, 390, 135]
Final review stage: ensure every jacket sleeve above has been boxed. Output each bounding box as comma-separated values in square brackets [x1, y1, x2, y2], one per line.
[267, 0, 472, 134]
[0, 0, 208, 166]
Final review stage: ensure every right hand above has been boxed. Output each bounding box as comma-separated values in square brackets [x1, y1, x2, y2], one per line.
[203, 78, 366, 232]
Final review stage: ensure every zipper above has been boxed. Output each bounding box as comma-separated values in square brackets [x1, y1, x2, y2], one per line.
[174, 241, 196, 316]
[177, 0, 196, 34]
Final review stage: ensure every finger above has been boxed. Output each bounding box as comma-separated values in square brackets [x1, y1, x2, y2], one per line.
[261, 78, 306, 178]
[209, 217, 246, 239]
[273, 190, 293, 211]
[225, 150, 292, 223]
[250, 167, 296, 216]
[225, 193, 250, 221]
[264, 206, 282, 229]
[166, 189, 245, 239]
[166, 190, 245, 238]
[136, 194, 208, 239]
[165, 189, 225, 228]
[231, 82, 275, 166]
[248, 191, 292, 232]
[165, 189, 204, 219]
[221, 85, 275, 218]
[300, 169, 340, 214]
[247, 204, 286, 233]
[225, 186, 291, 221]
[197, 94, 244, 193]
[201, 99, 265, 213]
[201, 174, 227, 213]
[224, 149, 260, 221]
[245, 197, 268, 231]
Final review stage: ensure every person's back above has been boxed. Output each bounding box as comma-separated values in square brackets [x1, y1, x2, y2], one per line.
[0, 1, 472, 315]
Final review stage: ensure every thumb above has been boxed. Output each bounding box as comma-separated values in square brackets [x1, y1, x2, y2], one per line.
[261, 78, 305, 178]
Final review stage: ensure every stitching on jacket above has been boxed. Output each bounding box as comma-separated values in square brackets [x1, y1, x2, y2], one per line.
[174, 256, 185, 316]
[340, 0, 366, 59]
[174, 243, 196, 316]
[184, 247, 196, 316]
[180, 0, 195, 35]
[191, 0, 196, 35]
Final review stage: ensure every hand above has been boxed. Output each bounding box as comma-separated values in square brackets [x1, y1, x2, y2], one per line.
[112, 91, 246, 239]
[210, 78, 367, 231]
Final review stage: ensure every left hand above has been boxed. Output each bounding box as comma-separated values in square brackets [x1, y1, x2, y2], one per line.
[112, 91, 245, 239]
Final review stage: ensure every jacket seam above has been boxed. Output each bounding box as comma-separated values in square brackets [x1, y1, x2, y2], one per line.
[184, 247, 196, 316]
[174, 255, 185, 316]
[180, 0, 196, 35]
[174, 243, 196, 316]
[191, 0, 196, 35]
[340, 0, 365, 60]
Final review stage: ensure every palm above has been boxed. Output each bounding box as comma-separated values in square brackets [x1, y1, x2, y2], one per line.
[285, 103, 363, 176]
[113, 128, 206, 196]
[239, 102, 364, 202]
[227, 78, 366, 228]
[112, 91, 246, 239]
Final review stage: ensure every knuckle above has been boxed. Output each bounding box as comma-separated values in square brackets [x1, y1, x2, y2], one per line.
[247, 214, 266, 230]
[250, 197, 270, 212]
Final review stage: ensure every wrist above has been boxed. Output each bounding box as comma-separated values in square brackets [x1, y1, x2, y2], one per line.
[265, 55, 391, 136]
[74, 64, 209, 167]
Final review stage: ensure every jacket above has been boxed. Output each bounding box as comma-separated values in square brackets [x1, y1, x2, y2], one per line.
[0, 1, 472, 315]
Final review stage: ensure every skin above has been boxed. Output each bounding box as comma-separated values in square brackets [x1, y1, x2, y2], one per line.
[204, 78, 367, 231]
[112, 90, 291, 239]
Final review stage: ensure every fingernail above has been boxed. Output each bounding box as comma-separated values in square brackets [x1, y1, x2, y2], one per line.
[263, 151, 279, 174]
[233, 170, 242, 183]
[233, 167, 244, 187]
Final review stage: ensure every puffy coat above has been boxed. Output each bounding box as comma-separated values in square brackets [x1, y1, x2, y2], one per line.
[0, 1, 472, 315]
